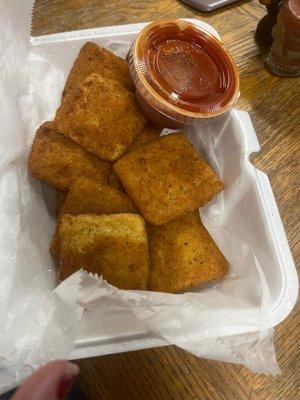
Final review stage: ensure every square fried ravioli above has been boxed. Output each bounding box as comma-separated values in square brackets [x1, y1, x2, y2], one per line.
[59, 214, 150, 290]
[54, 74, 147, 161]
[108, 123, 161, 191]
[148, 212, 228, 293]
[129, 122, 162, 152]
[63, 42, 134, 96]
[28, 122, 110, 191]
[60, 178, 137, 215]
[114, 133, 223, 225]
[50, 178, 137, 256]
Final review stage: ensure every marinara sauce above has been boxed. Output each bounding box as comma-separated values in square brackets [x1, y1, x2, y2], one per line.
[128, 20, 239, 127]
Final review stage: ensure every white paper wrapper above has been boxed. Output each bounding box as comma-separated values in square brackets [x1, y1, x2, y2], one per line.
[2, 0, 298, 393]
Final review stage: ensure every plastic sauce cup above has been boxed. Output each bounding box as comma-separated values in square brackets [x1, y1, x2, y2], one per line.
[128, 20, 240, 128]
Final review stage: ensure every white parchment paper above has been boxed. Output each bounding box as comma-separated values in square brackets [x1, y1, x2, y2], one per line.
[0, 0, 283, 393]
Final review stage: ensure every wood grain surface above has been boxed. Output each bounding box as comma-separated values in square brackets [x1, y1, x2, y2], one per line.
[32, 1, 299, 399]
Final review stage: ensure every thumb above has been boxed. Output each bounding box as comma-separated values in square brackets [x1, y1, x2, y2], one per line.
[12, 360, 79, 400]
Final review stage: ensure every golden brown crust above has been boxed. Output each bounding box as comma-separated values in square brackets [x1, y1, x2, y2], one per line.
[107, 123, 161, 190]
[60, 178, 137, 215]
[128, 122, 162, 152]
[114, 133, 224, 225]
[28, 122, 110, 190]
[50, 178, 138, 257]
[59, 214, 150, 290]
[56, 190, 68, 215]
[148, 211, 229, 293]
[63, 42, 134, 96]
[108, 169, 124, 191]
[50, 225, 60, 257]
[54, 74, 147, 161]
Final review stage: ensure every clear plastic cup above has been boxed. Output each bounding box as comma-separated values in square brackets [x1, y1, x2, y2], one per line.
[128, 19, 240, 128]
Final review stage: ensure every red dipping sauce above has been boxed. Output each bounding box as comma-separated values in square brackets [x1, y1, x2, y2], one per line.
[128, 20, 239, 127]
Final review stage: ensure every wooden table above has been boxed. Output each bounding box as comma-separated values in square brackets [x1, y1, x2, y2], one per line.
[32, 1, 299, 399]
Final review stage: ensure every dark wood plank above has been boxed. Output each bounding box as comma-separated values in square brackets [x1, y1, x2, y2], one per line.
[32, 1, 300, 399]
[77, 347, 253, 400]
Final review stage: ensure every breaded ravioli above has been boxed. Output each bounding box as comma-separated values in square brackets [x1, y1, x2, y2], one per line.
[129, 123, 162, 152]
[108, 169, 124, 191]
[59, 214, 150, 290]
[54, 74, 147, 161]
[50, 228, 61, 257]
[50, 178, 137, 256]
[28, 122, 110, 191]
[148, 212, 228, 293]
[63, 42, 134, 96]
[56, 190, 68, 215]
[60, 178, 137, 215]
[114, 133, 223, 225]
[107, 123, 161, 190]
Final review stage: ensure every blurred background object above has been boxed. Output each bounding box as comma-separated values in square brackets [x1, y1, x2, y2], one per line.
[256, 0, 300, 76]
[255, 0, 282, 47]
[0, 384, 86, 400]
[180, 0, 240, 12]
[267, 0, 300, 76]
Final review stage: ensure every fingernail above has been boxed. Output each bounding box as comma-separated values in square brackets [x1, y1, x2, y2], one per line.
[65, 362, 79, 376]
[56, 363, 79, 400]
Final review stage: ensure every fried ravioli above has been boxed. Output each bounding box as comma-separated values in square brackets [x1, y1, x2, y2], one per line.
[54, 74, 147, 161]
[108, 169, 124, 191]
[50, 178, 137, 256]
[50, 227, 60, 257]
[56, 190, 68, 215]
[63, 42, 134, 96]
[28, 122, 110, 191]
[60, 178, 137, 215]
[148, 212, 228, 293]
[129, 123, 162, 152]
[107, 123, 161, 190]
[114, 133, 223, 225]
[59, 214, 150, 290]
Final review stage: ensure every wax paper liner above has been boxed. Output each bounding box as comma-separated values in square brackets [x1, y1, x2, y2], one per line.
[0, 0, 289, 393]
